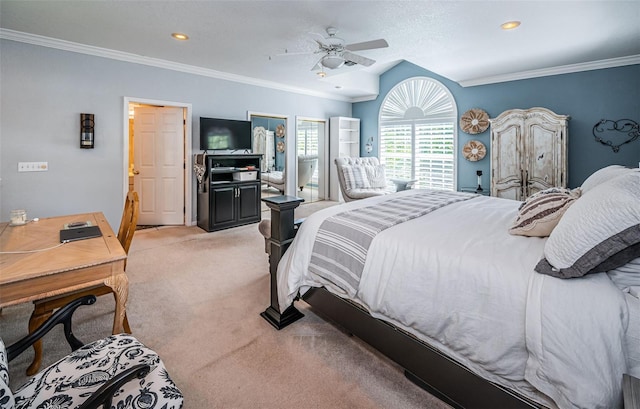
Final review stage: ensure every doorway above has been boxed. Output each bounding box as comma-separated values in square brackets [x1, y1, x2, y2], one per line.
[123, 97, 193, 226]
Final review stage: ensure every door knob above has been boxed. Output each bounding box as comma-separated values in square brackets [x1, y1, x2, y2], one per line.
[132, 169, 140, 175]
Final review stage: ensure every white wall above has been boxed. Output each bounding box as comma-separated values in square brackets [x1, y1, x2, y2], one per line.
[0, 40, 351, 227]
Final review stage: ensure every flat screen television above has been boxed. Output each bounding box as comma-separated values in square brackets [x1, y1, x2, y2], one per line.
[200, 117, 252, 151]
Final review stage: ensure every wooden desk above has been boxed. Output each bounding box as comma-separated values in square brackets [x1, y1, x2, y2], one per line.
[0, 211, 128, 333]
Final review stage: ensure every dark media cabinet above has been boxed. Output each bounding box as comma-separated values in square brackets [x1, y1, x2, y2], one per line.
[197, 154, 262, 232]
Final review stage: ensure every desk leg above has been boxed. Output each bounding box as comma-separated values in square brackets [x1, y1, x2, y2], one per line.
[104, 273, 129, 334]
[26, 311, 48, 375]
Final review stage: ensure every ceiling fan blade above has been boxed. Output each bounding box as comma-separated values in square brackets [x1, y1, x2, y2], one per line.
[314, 39, 333, 51]
[308, 31, 327, 42]
[345, 38, 388, 52]
[343, 51, 375, 67]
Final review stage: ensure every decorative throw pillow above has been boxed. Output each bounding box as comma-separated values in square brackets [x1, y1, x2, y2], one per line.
[535, 171, 640, 278]
[364, 164, 386, 188]
[580, 165, 635, 194]
[509, 187, 581, 237]
[341, 165, 371, 191]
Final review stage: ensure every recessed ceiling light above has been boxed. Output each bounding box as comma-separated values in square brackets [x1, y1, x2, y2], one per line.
[171, 32, 189, 41]
[501, 21, 521, 30]
[317, 71, 326, 78]
[335, 85, 343, 89]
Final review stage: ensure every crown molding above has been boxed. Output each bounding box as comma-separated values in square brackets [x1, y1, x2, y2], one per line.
[350, 94, 379, 103]
[0, 28, 353, 102]
[5, 28, 636, 100]
[458, 55, 640, 87]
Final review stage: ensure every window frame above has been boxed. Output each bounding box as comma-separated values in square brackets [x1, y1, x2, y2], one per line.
[378, 76, 458, 191]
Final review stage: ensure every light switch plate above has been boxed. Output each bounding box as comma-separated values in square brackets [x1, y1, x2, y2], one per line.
[18, 162, 48, 172]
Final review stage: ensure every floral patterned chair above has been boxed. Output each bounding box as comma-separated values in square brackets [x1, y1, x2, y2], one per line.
[0, 295, 183, 409]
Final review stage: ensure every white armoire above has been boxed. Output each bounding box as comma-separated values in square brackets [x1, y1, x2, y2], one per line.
[489, 107, 569, 200]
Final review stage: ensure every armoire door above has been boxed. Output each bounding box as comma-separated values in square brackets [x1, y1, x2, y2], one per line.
[491, 118, 524, 200]
[524, 118, 566, 196]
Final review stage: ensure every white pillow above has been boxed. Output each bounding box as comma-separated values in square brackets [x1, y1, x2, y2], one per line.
[535, 171, 640, 278]
[580, 165, 635, 194]
[509, 187, 580, 237]
[364, 164, 386, 189]
[607, 257, 640, 290]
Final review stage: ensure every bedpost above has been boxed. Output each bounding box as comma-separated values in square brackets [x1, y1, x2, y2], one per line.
[260, 195, 305, 330]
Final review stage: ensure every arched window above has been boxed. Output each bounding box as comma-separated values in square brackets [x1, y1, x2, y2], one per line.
[379, 77, 457, 190]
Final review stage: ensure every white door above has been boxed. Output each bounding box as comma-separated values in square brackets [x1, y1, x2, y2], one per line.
[133, 106, 185, 225]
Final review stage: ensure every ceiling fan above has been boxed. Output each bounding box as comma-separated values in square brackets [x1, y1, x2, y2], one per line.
[280, 27, 389, 73]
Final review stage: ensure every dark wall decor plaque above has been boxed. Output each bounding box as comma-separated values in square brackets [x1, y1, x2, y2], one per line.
[592, 118, 639, 153]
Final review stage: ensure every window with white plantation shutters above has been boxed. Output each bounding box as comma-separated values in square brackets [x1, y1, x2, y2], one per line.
[297, 122, 319, 156]
[379, 77, 457, 191]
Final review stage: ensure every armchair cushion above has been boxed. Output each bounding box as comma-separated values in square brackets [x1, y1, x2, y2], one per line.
[344, 188, 387, 200]
[12, 334, 183, 409]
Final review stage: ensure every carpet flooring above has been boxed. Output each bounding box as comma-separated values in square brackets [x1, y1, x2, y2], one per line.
[1, 201, 451, 409]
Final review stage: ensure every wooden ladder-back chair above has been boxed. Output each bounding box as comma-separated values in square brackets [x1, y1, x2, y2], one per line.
[27, 191, 140, 375]
[117, 190, 140, 266]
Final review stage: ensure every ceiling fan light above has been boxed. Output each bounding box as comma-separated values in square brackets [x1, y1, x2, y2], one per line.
[321, 55, 344, 69]
[171, 32, 189, 40]
[500, 21, 521, 30]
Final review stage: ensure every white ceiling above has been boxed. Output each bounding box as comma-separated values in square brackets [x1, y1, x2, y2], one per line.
[1, 0, 639, 101]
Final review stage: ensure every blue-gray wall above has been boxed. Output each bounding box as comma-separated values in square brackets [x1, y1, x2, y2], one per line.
[0, 40, 351, 226]
[353, 61, 640, 189]
[2, 40, 638, 227]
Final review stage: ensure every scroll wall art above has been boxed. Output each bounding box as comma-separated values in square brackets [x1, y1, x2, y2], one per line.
[592, 118, 639, 153]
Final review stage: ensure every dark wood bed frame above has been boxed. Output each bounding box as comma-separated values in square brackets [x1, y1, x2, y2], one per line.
[260, 196, 541, 409]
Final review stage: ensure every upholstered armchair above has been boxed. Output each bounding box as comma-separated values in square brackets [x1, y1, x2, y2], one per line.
[297, 155, 318, 191]
[262, 170, 285, 193]
[335, 157, 389, 202]
[262, 155, 319, 194]
[0, 295, 183, 409]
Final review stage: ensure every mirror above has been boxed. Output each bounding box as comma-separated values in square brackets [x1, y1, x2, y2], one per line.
[248, 112, 287, 199]
[296, 117, 327, 203]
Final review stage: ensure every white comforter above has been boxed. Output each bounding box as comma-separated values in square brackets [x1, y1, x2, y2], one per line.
[277, 189, 637, 409]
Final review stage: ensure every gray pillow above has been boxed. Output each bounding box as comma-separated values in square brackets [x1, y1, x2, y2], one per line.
[341, 165, 371, 191]
[535, 171, 640, 278]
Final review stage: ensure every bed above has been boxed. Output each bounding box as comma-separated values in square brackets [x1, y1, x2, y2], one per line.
[261, 166, 640, 409]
